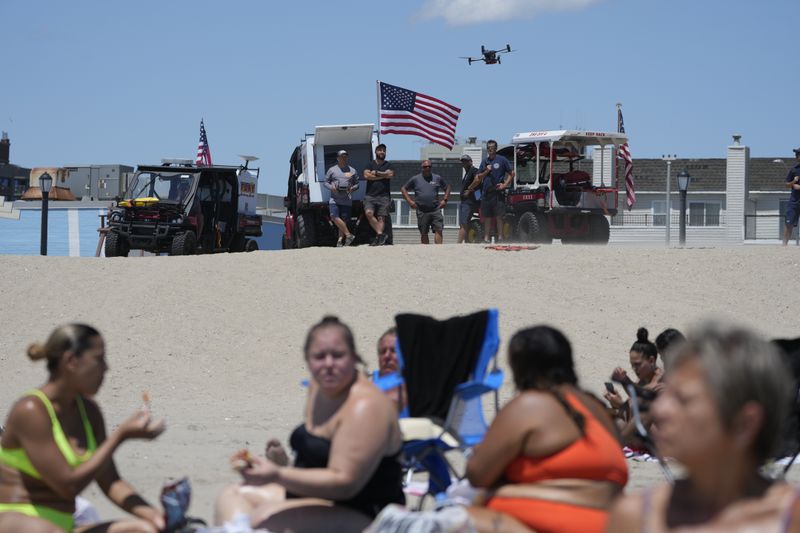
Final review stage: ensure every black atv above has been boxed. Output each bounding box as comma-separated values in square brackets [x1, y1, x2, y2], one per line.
[106, 161, 262, 257]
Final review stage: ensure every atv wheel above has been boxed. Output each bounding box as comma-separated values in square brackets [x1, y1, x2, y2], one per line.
[171, 231, 197, 256]
[229, 234, 246, 253]
[516, 211, 551, 244]
[104, 231, 129, 257]
[245, 239, 258, 252]
[296, 212, 317, 248]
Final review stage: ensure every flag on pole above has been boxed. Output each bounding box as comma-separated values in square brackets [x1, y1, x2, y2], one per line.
[195, 119, 213, 167]
[378, 81, 461, 149]
[617, 107, 635, 210]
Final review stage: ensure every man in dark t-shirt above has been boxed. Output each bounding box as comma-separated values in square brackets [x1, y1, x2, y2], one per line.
[783, 147, 800, 246]
[401, 160, 451, 244]
[457, 154, 481, 243]
[363, 143, 395, 246]
[478, 139, 514, 242]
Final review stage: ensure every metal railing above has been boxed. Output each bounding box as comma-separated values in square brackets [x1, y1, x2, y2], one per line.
[745, 214, 799, 242]
[611, 213, 724, 227]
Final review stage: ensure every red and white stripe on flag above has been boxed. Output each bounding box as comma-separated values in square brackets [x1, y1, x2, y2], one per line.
[379, 81, 461, 149]
[616, 108, 635, 210]
[195, 119, 213, 167]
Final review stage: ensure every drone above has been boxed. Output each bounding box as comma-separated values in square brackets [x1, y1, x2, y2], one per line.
[462, 44, 513, 65]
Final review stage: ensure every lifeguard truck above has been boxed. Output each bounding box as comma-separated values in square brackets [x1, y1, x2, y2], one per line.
[499, 130, 628, 244]
[283, 124, 392, 248]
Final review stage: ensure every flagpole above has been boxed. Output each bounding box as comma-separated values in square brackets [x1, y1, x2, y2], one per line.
[375, 80, 381, 143]
[615, 102, 621, 208]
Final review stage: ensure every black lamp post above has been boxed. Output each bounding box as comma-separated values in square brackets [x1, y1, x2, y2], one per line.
[677, 169, 691, 246]
[39, 172, 53, 256]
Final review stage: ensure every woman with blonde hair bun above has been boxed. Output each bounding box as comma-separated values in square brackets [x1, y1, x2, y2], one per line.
[0, 324, 166, 532]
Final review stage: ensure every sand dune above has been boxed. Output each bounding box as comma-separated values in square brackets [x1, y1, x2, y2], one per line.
[0, 244, 797, 524]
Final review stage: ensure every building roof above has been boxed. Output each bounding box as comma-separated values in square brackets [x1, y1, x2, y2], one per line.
[0, 163, 31, 179]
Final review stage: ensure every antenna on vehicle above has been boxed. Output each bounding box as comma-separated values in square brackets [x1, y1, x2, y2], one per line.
[238, 155, 259, 170]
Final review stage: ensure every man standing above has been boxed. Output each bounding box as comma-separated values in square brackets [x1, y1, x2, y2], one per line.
[457, 154, 481, 244]
[363, 143, 395, 246]
[401, 160, 451, 244]
[324, 150, 359, 246]
[783, 147, 800, 246]
[477, 140, 514, 242]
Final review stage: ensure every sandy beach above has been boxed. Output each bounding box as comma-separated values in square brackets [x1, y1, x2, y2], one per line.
[1, 244, 798, 525]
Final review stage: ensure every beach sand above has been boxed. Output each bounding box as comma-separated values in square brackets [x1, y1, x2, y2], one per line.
[0, 244, 798, 524]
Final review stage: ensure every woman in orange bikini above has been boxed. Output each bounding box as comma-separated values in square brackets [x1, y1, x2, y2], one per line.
[0, 324, 166, 532]
[465, 325, 628, 533]
[607, 323, 800, 532]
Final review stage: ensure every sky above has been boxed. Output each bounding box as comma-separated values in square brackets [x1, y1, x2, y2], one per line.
[1, 0, 797, 195]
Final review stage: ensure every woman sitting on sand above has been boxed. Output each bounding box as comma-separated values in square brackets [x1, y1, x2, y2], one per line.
[606, 323, 800, 532]
[0, 324, 166, 533]
[463, 325, 628, 533]
[604, 327, 664, 446]
[215, 315, 405, 533]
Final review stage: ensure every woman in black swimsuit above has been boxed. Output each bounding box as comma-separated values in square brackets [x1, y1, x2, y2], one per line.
[214, 316, 405, 532]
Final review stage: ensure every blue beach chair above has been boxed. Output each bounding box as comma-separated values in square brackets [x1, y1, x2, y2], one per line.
[381, 308, 503, 507]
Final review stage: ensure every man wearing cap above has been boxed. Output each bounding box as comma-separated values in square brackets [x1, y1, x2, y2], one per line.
[324, 150, 359, 247]
[401, 160, 451, 244]
[363, 143, 395, 246]
[783, 148, 800, 246]
[457, 154, 481, 244]
[478, 139, 514, 243]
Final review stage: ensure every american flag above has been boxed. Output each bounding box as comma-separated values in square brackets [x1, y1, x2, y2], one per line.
[617, 107, 635, 210]
[379, 81, 461, 149]
[195, 119, 213, 167]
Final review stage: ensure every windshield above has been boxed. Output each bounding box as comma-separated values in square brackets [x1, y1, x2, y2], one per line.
[126, 172, 196, 202]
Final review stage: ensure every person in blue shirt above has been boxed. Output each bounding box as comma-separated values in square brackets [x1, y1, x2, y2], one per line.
[782, 148, 800, 246]
[478, 140, 514, 243]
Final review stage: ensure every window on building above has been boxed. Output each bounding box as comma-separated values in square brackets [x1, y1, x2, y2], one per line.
[443, 204, 458, 227]
[398, 200, 411, 226]
[652, 200, 666, 227]
[688, 202, 721, 226]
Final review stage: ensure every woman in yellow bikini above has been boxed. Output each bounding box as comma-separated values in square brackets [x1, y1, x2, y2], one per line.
[0, 324, 166, 532]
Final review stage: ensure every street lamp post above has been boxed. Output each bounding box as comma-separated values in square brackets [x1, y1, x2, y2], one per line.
[39, 172, 53, 256]
[661, 155, 677, 245]
[677, 169, 691, 246]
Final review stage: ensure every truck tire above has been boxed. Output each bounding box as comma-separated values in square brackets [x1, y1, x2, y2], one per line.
[245, 239, 258, 252]
[171, 231, 197, 256]
[466, 219, 484, 243]
[589, 214, 610, 244]
[517, 211, 551, 244]
[104, 232, 129, 257]
[296, 212, 317, 248]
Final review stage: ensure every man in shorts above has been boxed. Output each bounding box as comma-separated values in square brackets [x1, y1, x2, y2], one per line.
[783, 147, 800, 246]
[363, 143, 395, 246]
[478, 140, 514, 242]
[401, 160, 451, 244]
[324, 150, 359, 246]
[457, 154, 481, 243]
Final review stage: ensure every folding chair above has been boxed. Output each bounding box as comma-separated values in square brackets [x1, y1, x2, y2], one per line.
[382, 308, 503, 507]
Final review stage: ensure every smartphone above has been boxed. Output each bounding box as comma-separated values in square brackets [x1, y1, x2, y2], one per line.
[604, 382, 616, 394]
